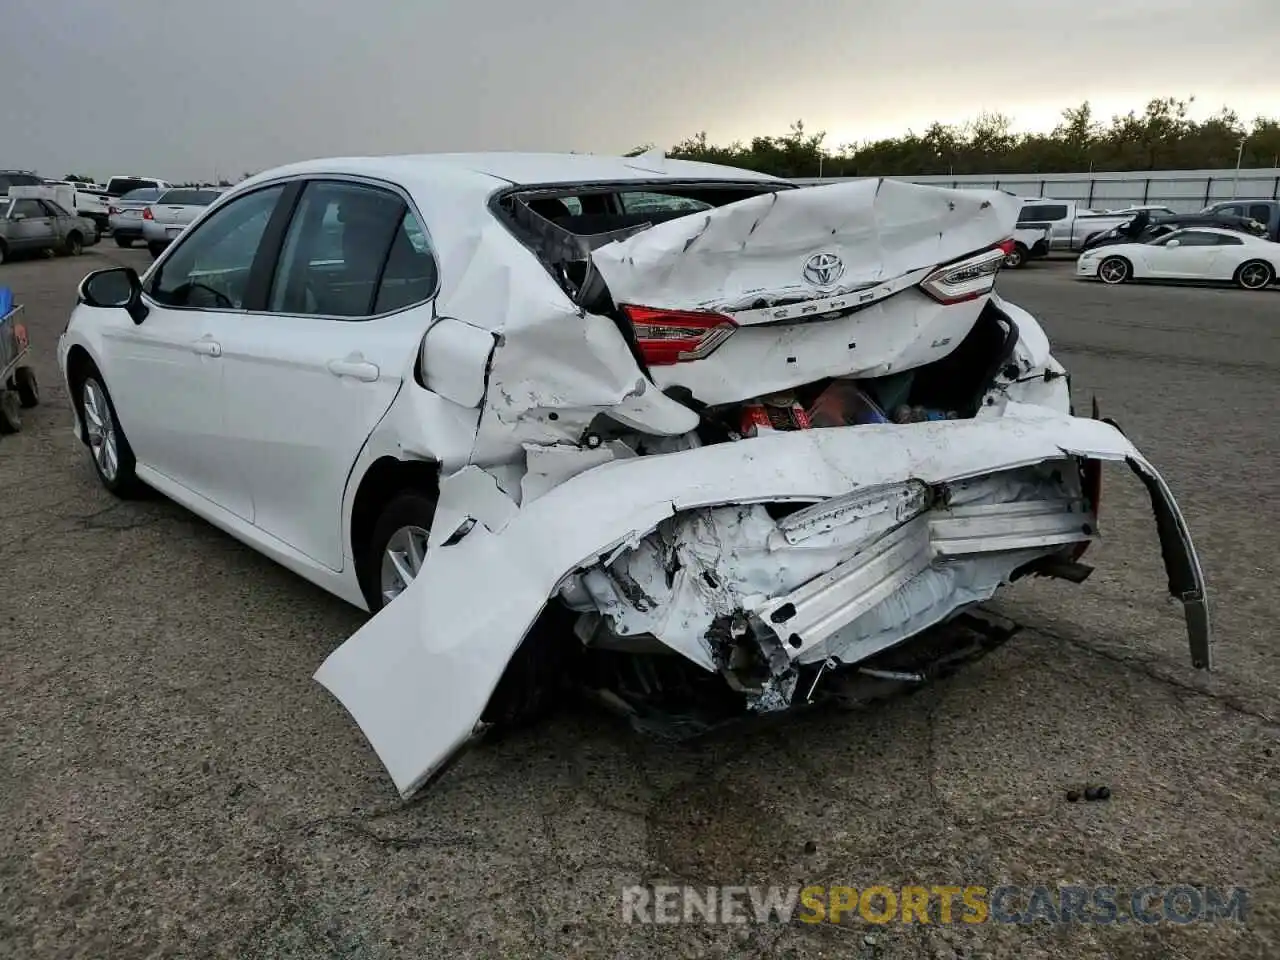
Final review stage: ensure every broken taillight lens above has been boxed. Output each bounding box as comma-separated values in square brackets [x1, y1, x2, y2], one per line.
[620, 305, 738, 366]
[918, 241, 1012, 305]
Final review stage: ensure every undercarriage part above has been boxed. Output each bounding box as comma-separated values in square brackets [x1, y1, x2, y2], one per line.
[577, 608, 1023, 741]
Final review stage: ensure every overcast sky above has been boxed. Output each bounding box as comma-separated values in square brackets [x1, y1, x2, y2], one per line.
[3, 0, 1277, 182]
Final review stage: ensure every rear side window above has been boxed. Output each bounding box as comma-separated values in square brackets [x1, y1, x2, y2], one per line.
[1018, 204, 1069, 222]
[159, 189, 221, 205]
[107, 178, 158, 197]
[618, 191, 712, 214]
[268, 181, 436, 318]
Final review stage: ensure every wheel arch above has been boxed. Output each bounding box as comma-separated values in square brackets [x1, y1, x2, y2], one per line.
[348, 455, 441, 575]
[64, 343, 99, 443]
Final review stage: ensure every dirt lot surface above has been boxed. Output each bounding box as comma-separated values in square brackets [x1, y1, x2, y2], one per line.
[2, 248, 1277, 959]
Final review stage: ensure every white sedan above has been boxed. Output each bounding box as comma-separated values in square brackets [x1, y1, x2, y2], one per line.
[1077, 226, 1279, 290]
[57, 154, 1209, 798]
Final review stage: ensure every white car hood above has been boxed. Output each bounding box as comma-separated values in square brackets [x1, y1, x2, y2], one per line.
[315, 406, 1208, 798]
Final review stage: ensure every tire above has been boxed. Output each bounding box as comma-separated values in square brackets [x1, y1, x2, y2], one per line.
[147, 242, 165, 258]
[65, 232, 83, 257]
[0, 391, 20, 433]
[12, 366, 38, 408]
[1003, 244, 1027, 269]
[360, 490, 440, 612]
[359, 488, 573, 729]
[114, 235, 135, 249]
[1234, 259, 1274, 291]
[74, 371, 146, 497]
[1097, 256, 1131, 285]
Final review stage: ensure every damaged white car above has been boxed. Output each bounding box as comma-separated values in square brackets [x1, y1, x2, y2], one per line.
[58, 153, 1209, 798]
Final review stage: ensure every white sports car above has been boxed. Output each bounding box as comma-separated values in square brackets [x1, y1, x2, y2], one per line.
[1077, 226, 1280, 289]
[57, 154, 1210, 798]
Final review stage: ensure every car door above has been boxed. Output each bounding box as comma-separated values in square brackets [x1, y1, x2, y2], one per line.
[8, 199, 55, 251]
[215, 177, 440, 571]
[103, 183, 291, 521]
[1139, 230, 1222, 278]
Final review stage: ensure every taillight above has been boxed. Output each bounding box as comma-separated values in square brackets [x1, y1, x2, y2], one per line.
[620, 305, 738, 366]
[142, 207, 153, 220]
[919, 242, 1010, 304]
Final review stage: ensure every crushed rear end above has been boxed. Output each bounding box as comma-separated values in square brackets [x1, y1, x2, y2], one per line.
[315, 177, 1209, 798]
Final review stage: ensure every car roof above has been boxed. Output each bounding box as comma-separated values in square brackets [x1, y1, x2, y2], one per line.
[240, 152, 783, 192]
[1171, 226, 1257, 238]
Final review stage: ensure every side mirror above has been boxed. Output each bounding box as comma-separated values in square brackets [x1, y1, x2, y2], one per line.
[11, 213, 25, 221]
[1165, 239, 1180, 249]
[79, 267, 149, 324]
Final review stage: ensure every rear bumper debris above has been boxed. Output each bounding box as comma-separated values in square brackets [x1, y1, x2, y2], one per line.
[315, 405, 1208, 798]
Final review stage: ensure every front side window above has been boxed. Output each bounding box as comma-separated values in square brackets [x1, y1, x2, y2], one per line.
[1248, 204, 1272, 222]
[11, 199, 45, 219]
[1164, 231, 1218, 247]
[148, 185, 285, 310]
[268, 180, 434, 317]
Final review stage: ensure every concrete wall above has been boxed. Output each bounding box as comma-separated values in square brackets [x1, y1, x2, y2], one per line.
[793, 168, 1280, 213]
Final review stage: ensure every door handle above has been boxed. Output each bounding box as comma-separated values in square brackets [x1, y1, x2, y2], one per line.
[327, 358, 379, 382]
[191, 338, 222, 357]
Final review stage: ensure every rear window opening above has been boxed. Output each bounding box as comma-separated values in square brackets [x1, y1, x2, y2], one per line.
[494, 180, 788, 300]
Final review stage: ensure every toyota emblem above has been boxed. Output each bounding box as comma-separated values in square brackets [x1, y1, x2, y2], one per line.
[803, 252, 845, 286]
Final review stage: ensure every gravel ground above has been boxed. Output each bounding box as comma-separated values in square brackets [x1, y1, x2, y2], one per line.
[1, 249, 1277, 959]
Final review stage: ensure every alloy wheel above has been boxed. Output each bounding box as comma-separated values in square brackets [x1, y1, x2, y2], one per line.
[1098, 258, 1128, 284]
[380, 524, 431, 605]
[81, 379, 119, 481]
[1239, 262, 1272, 290]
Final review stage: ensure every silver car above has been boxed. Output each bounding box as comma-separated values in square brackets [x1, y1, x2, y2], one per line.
[141, 188, 223, 256]
[107, 187, 164, 248]
[0, 197, 99, 265]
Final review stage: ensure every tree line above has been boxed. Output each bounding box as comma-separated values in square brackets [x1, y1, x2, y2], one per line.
[642, 98, 1280, 179]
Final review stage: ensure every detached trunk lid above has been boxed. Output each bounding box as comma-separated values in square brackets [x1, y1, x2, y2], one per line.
[587, 179, 1021, 406]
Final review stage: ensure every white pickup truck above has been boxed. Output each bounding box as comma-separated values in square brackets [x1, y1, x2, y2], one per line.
[43, 181, 111, 236]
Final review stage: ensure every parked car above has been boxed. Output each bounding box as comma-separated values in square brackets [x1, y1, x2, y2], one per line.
[42, 180, 111, 235]
[104, 175, 173, 198]
[0, 170, 44, 193]
[1198, 199, 1280, 242]
[107, 187, 164, 248]
[1004, 224, 1051, 268]
[1016, 199, 1149, 252]
[1081, 212, 1266, 252]
[0, 195, 98, 264]
[140, 188, 224, 256]
[1076, 226, 1279, 289]
[58, 155, 1208, 798]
